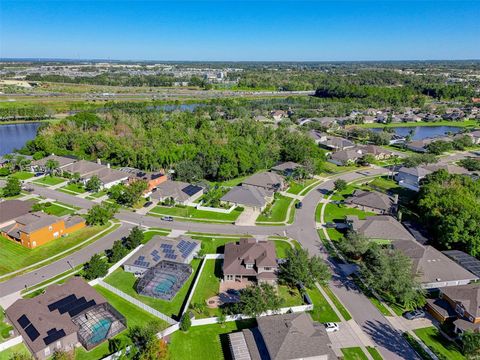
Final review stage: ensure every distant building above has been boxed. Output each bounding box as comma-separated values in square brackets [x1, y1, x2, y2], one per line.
[119, 167, 167, 192]
[30, 155, 76, 173]
[344, 190, 398, 214]
[271, 161, 302, 177]
[150, 180, 204, 205]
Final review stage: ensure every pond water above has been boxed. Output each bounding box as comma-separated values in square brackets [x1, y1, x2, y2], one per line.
[372, 126, 462, 140]
[0, 122, 42, 155]
[146, 103, 202, 112]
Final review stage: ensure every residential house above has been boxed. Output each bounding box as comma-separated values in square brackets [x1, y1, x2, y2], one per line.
[392, 240, 477, 289]
[344, 190, 398, 214]
[308, 129, 328, 144]
[467, 130, 480, 145]
[150, 180, 204, 205]
[327, 148, 363, 166]
[271, 161, 302, 177]
[61, 160, 128, 189]
[270, 110, 287, 122]
[0, 211, 85, 248]
[5, 278, 126, 360]
[223, 238, 278, 285]
[0, 199, 34, 228]
[228, 312, 336, 360]
[426, 284, 480, 334]
[220, 185, 273, 212]
[119, 167, 167, 192]
[318, 136, 355, 151]
[405, 139, 431, 153]
[395, 166, 433, 192]
[124, 235, 200, 275]
[242, 172, 286, 192]
[346, 215, 416, 242]
[360, 145, 394, 160]
[30, 155, 76, 173]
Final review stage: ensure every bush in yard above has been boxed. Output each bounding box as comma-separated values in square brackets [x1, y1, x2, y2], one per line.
[8, 353, 33, 360]
[334, 179, 347, 192]
[125, 226, 144, 249]
[127, 321, 167, 359]
[232, 283, 283, 317]
[45, 159, 60, 176]
[83, 254, 109, 280]
[51, 350, 74, 360]
[180, 312, 192, 332]
[338, 231, 371, 260]
[85, 202, 118, 225]
[459, 158, 480, 171]
[0, 167, 10, 176]
[279, 248, 331, 289]
[108, 240, 129, 263]
[85, 175, 102, 192]
[3, 176, 22, 197]
[463, 330, 480, 359]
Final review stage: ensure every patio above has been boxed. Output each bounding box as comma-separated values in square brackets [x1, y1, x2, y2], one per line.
[206, 278, 253, 308]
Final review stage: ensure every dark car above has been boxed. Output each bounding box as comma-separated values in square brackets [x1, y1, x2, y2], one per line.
[143, 201, 153, 208]
[295, 201, 303, 209]
[227, 289, 240, 296]
[325, 222, 336, 228]
[161, 216, 174, 222]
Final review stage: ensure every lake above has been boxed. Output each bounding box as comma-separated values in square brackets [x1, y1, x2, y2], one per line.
[372, 126, 462, 140]
[0, 122, 42, 155]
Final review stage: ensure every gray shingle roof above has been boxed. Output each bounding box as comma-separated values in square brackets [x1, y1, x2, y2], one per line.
[0, 200, 34, 224]
[31, 155, 76, 169]
[242, 172, 284, 191]
[221, 186, 270, 208]
[344, 190, 395, 212]
[349, 215, 415, 241]
[442, 283, 480, 318]
[151, 181, 203, 202]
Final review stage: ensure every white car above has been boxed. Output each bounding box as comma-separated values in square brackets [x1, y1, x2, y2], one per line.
[324, 322, 340, 333]
[404, 309, 425, 320]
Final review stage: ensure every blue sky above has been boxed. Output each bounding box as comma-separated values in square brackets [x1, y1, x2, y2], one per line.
[1, 1, 479, 61]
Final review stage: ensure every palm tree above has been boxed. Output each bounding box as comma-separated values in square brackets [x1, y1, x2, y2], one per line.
[45, 159, 60, 176]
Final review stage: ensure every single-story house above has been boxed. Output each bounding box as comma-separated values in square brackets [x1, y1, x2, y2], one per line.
[327, 148, 363, 166]
[392, 240, 478, 289]
[150, 180, 204, 205]
[308, 130, 328, 144]
[318, 136, 355, 151]
[0, 211, 85, 249]
[346, 215, 416, 242]
[119, 167, 168, 192]
[229, 312, 336, 360]
[344, 190, 398, 214]
[426, 284, 480, 334]
[271, 161, 302, 177]
[359, 145, 394, 160]
[405, 139, 431, 153]
[61, 160, 129, 189]
[30, 155, 77, 173]
[5, 278, 126, 360]
[220, 185, 273, 212]
[223, 238, 278, 285]
[241, 172, 286, 192]
[0, 199, 34, 228]
[124, 235, 200, 275]
[468, 130, 480, 145]
[270, 110, 287, 122]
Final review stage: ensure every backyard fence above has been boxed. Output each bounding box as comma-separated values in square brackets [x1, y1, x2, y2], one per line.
[97, 280, 177, 325]
[181, 257, 208, 316]
[105, 244, 144, 277]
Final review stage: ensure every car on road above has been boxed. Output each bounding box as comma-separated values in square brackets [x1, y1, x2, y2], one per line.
[324, 322, 339, 332]
[161, 216, 174, 222]
[404, 309, 425, 320]
[295, 201, 303, 209]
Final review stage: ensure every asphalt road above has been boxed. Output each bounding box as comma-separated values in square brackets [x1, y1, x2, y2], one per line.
[2, 166, 430, 359]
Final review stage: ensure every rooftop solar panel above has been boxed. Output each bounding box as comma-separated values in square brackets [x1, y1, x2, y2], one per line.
[43, 328, 66, 345]
[69, 299, 96, 317]
[138, 256, 145, 261]
[182, 184, 202, 196]
[48, 294, 77, 312]
[24, 324, 40, 341]
[17, 314, 30, 328]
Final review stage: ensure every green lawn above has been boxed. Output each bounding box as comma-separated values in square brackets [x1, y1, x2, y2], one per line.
[367, 347, 384, 360]
[414, 327, 465, 360]
[86, 190, 108, 199]
[256, 194, 293, 223]
[324, 203, 374, 223]
[149, 205, 243, 222]
[190, 236, 242, 254]
[320, 162, 360, 175]
[278, 285, 305, 307]
[169, 319, 256, 360]
[307, 287, 340, 323]
[341, 347, 369, 360]
[10, 171, 34, 180]
[60, 182, 86, 194]
[287, 178, 318, 195]
[42, 202, 76, 216]
[191, 259, 223, 318]
[104, 259, 202, 320]
[0, 224, 109, 275]
[75, 285, 169, 360]
[0, 343, 30, 360]
[322, 286, 352, 321]
[32, 175, 66, 186]
[0, 307, 13, 342]
[272, 240, 294, 258]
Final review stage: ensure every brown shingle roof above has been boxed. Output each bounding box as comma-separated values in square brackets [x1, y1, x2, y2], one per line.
[242, 172, 284, 191]
[344, 190, 395, 212]
[0, 200, 34, 225]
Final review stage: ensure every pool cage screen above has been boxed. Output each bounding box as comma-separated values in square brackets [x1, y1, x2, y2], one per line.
[136, 260, 192, 301]
[72, 303, 127, 351]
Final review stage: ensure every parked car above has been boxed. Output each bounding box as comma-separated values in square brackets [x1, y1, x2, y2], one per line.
[227, 289, 240, 296]
[161, 216, 174, 222]
[324, 322, 339, 333]
[325, 222, 336, 228]
[404, 309, 425, 320]
[143, 201, 153, 208]
[34, 172, 43, 177]
[295, 201, 303, 209]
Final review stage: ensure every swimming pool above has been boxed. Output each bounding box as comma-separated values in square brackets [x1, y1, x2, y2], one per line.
[89, 318, 112, 344]
[153, 274, 178, 295]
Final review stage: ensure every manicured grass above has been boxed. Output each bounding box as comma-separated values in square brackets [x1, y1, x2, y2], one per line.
[10, 171, 34, 180]
[287, 178, 317, 195]
[341, 347, 369, 360]
[322, 285, 352, 321]
[142, 229, 172, 243]
[324, 203, 375, 224]
[414, 327, 465, 360]
[190, 236, 242, 254]
[321, 162, 360, 175]
[0, 224, 109, 275]
[278, 285, 305, 307]
[60, 182, 86, 194]
[42, 202, 76, 216]
[0, 343, 30, 360]
[191, 259, 222, 318]
[104, 259, 202, 320]
[0, 307, 13, 342]
[169, 319, 256, 360]
[87, 190, 108, 199]
[272, 240, 294, 258]
[256, 194, 293, 223]
[32, 175, 66, 186]
[307, 287, 341, 323]
[326, 228, 344, 242]
[367, 346, 384, 360]
[149, 205, 243, 222]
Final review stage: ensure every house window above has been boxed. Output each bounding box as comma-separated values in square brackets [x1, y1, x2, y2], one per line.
[246, 264, 253, 269]
[264, 267, 272, 271]
[456, 304, 465, 317]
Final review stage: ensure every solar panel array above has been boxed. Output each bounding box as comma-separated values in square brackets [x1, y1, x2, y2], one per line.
[133, 255, 151, 268]
[48, 294, 97, 317]
[17, 314, 40, 342]
[43, 328, 66, 346]
[443, 250, 480, 278]
[182, 184, 202, 196]
[178, 239, 198, 259]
